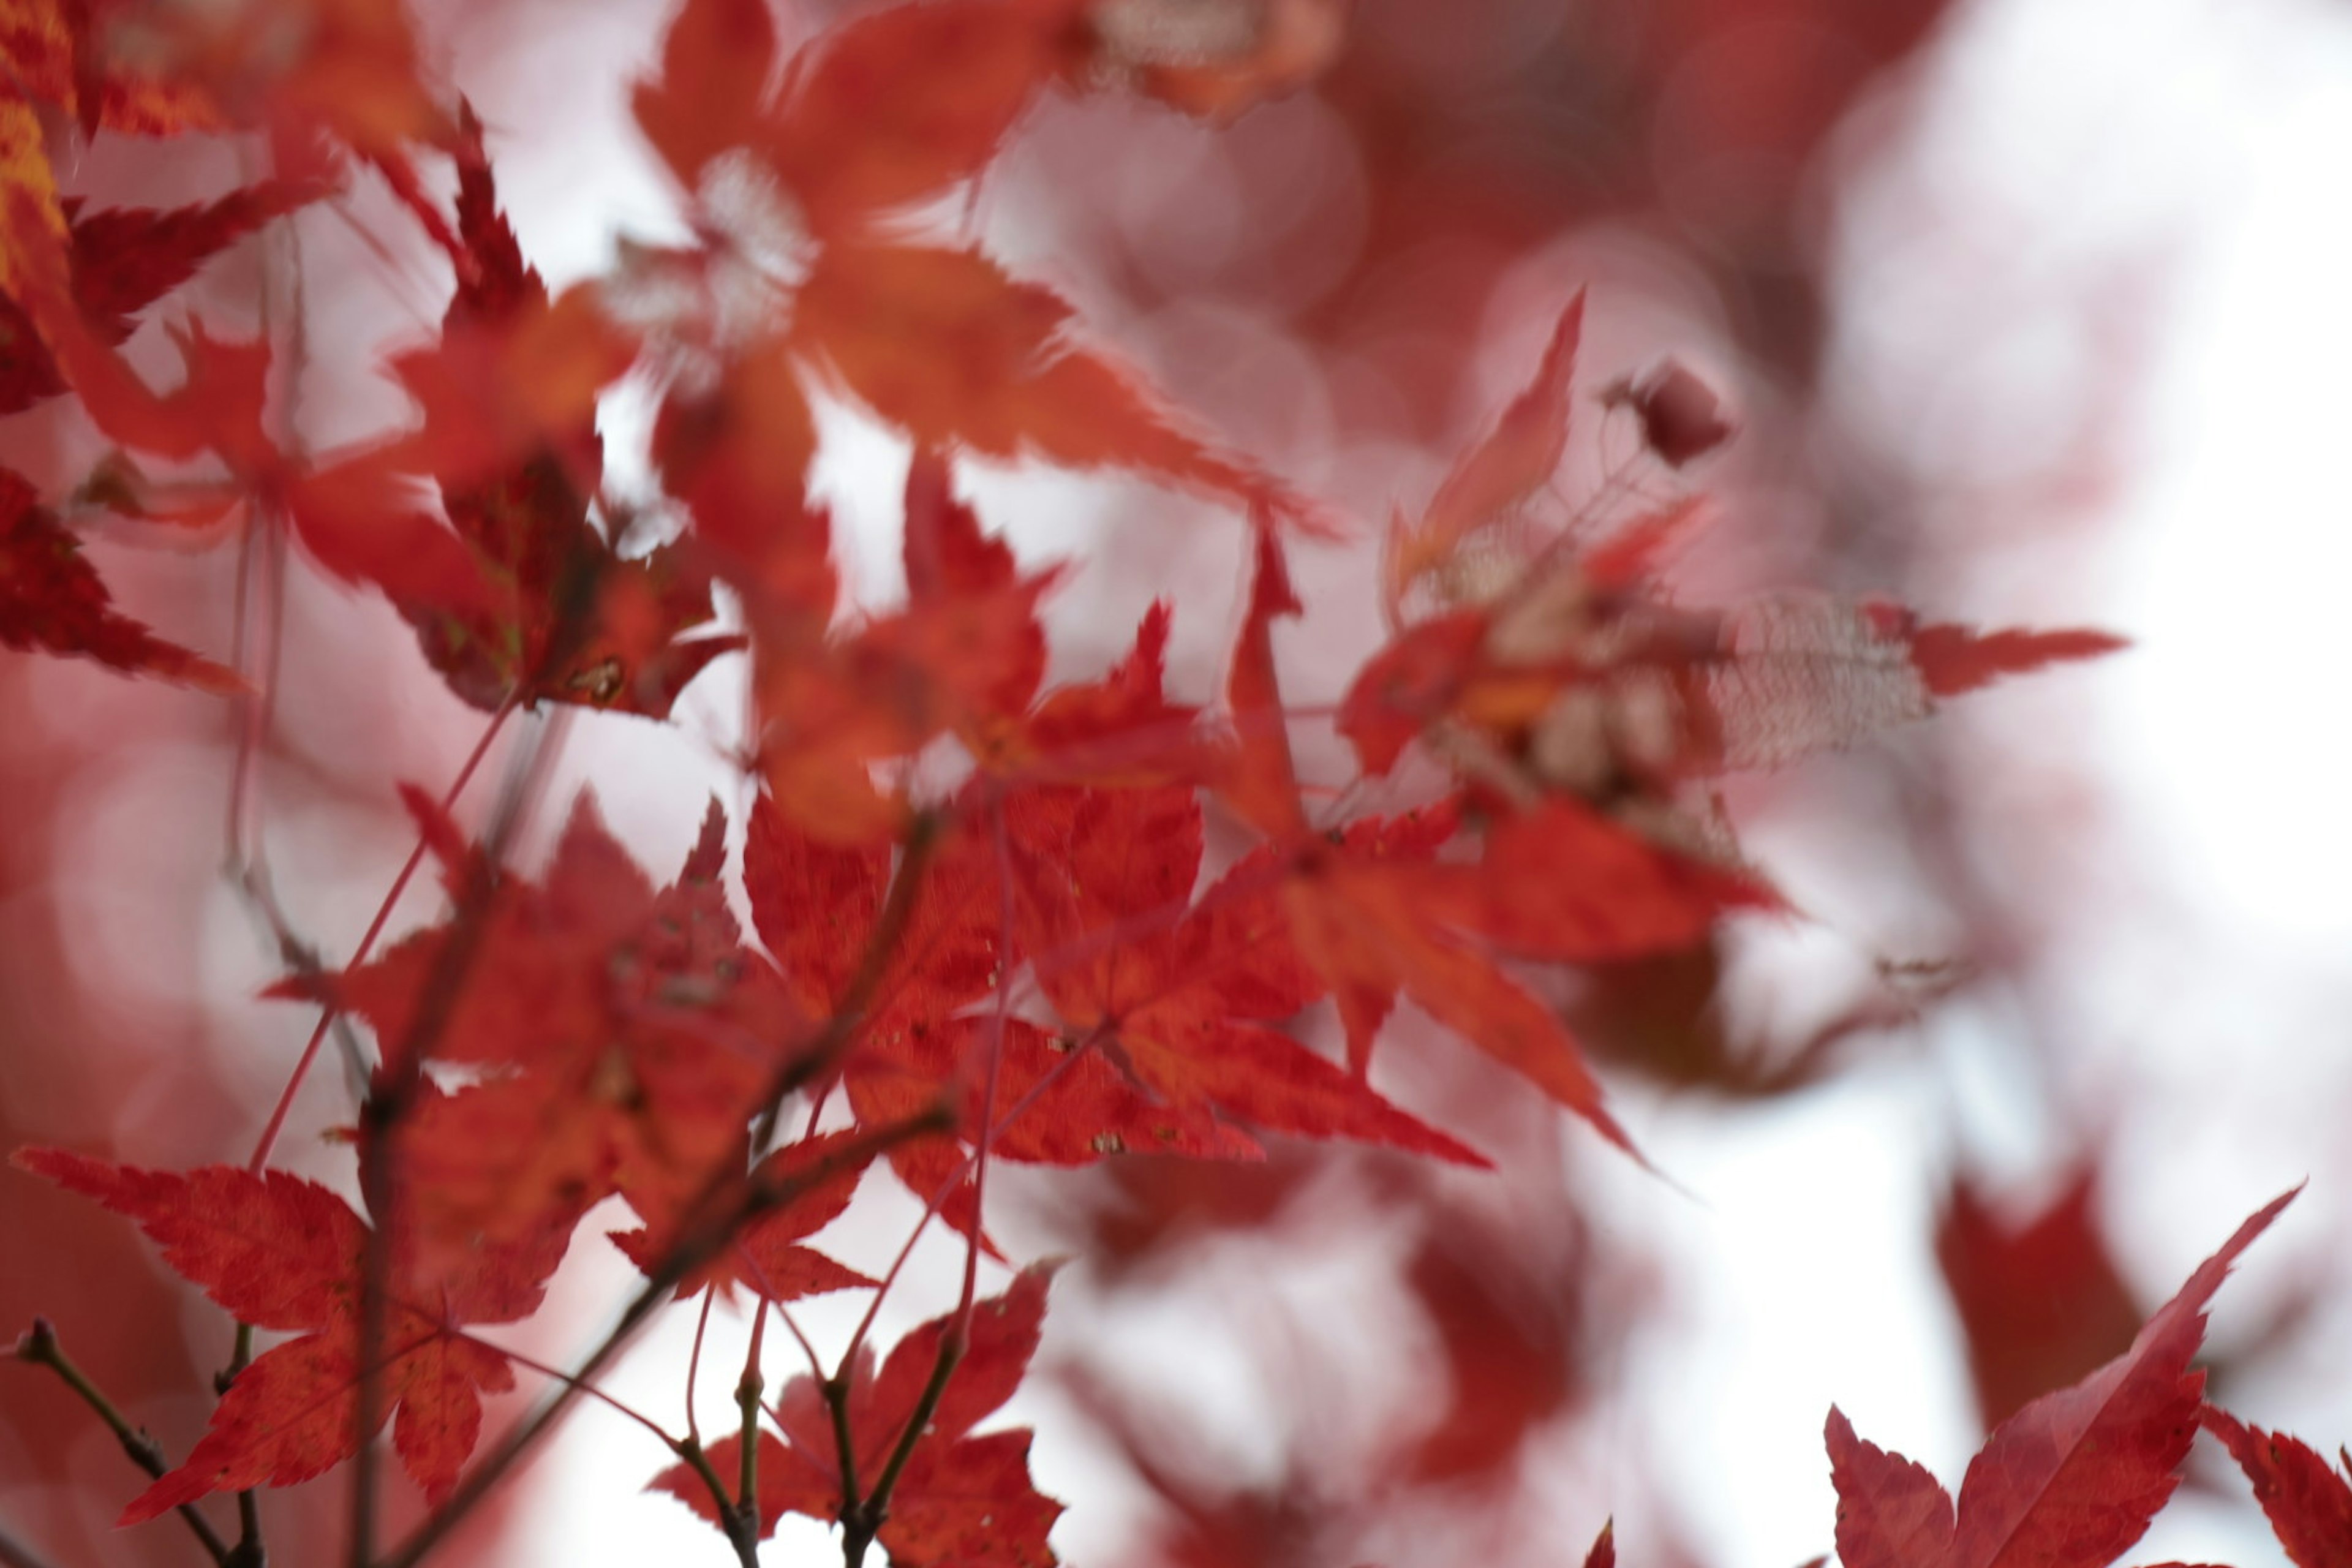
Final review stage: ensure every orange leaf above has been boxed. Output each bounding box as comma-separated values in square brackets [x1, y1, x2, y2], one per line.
[796, 242, 1324, 529]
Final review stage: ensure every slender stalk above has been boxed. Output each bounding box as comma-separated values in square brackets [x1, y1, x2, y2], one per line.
[221, 1322, 265, 1568]
[684, 1289, 717, 1449]
[731, 1305, 768, 1562]
[838, 793, 1020, 1568]
[14, 1319, 233, 1567]
[839, 1330, 959, 1568]
[246, 699, 515, 1174]
[371, 1109, 947, 1568]
[350, 706, 569, 1568]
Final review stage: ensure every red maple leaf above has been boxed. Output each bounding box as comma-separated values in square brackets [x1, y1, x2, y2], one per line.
[609, 1127, 878, 1303]
[1346, 294, 2124, 816]
[745, 788, 1237, 1237]
[649, 1265, 1064, 1567]
[1, 0, 224, 137]
[2197, 1405, 2352, 1568]
[391, 107, 736, 718]
[312, 795, 797, 1271]
[628, 0, 1327, 548]
[0, 189, 502, 619]
[1215, 522, 1754, 1153]
[1005, 779, 1486, 1163]
[1826, 1187, 2299, 1568]
[0, 175, 329, 417]
[0, 466, 240, 690]
[12, 1148, 568, 1522]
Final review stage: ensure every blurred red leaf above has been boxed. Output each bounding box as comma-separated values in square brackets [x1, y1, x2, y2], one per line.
[0, 466, 241, 692]
[1937, 1164, 2142, 1431]
[1828, 1188, 2299, 1568]
[0, 175, 329, 417]
[1385, 292, 1584, 618]
[795, 242, 1324, 530]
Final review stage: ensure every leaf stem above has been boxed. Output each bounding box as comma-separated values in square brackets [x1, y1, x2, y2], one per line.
[733, 1297, 768, 1561]
[13, 1318, 234, 1567]
[351, 706, 568, 1568]
[371, 1110, 947, 1568]
[246, 698, 515, 1174]
[685, 1288, 716, 1449]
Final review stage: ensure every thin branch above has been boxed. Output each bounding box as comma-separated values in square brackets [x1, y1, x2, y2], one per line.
[0, 1517, 67, 1568]
[350, 704, 570, 1568]
[837, 792, 1018, 1568]
[219, 1322, 264, 1568]
[371, 1109, 948, 1568]
[732, 1303, 768, 1566]
[247, 698, 516, 1174]
[14, 1319, 233, 1567]
[454, 1333, 680, 1448]
[685, 1288, 717, 1449]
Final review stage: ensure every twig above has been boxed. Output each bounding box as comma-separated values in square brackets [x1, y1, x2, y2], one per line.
[371, 1109, 949, 1568]
[14, 1318, 233, 1567]
[246, 699, 516, 1174]
[0, 1517, 67, 1568]
[350, 704, 570, 1568]
[836, 791, 1019, 1568]
[219, 1322, 265, 1568]
[731, 1304, 769, 1566]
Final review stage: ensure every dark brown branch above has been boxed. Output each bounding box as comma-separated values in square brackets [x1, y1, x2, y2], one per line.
[0, 1516, 68, 1568]
[15, 1318, 233, 1567]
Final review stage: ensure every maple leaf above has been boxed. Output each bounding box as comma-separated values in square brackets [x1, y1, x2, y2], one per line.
[311, 795, 796, 1270]
[759, 0, 1087, 237]
[0, 175, 330, 417]
[1350, 293, 2123, 821]
[1, 1, 223, 138]
[13, 1148, 569, 1521]
[2197, 1405, 2352, 1568]
[745, 791, 1234, 1234]
[794, 240, 1326, 532]
[1825, 1187, 2298, 1568]
[1383, 292, 1585, 620]
[609, 1127, 878, 1302]
[94, 0, 450, 156]
[650, 1265, 1064, 1567]
[389, 111, 734, 717]
[1005, 780, 1485, 1163]
[0, 194, 502, 619]
[1214, 523, 1687, 1153]
[1937, 1164, 2142, 1432]
[0, 466, 241, 691]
